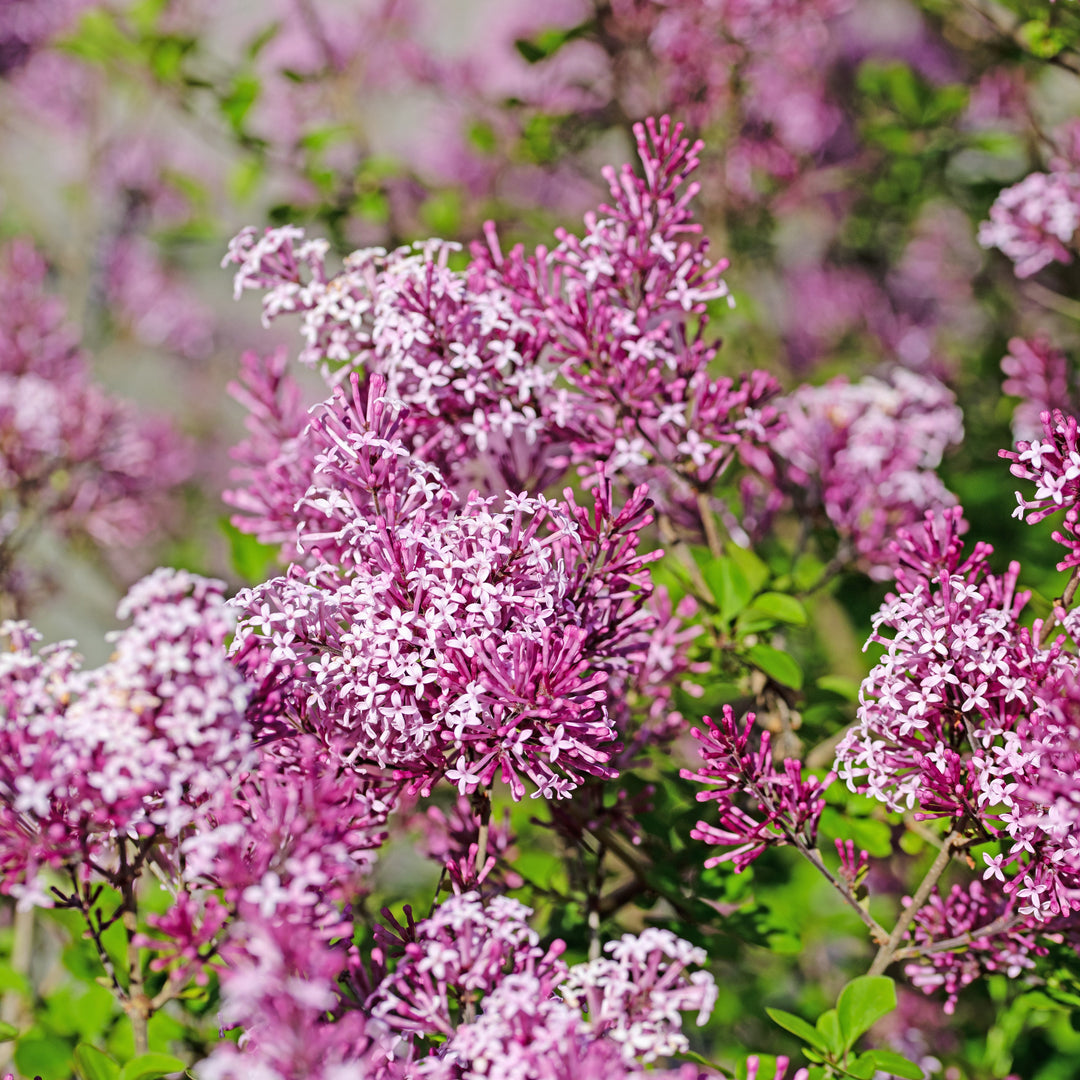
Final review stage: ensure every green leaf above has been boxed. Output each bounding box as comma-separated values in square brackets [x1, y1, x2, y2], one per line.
[118, 1053, 186, 1080]
[705, 557, 752, 623]
[15, 1037, 73, 1079]
[0, 1021, 16, 1042]
[815, 1008, 842, 1056]
[220, 72, 260, 132]
[744, 592, 807, 626]
[837, 975, 897, 1050]
[745, 643, 803, 690]
[1017, 19, 1069, 59]
[816, 675, 860, 701]
[765, 1008, 829, 1053]
[792, 552, 825, 592]
[726, 543, 769, 593]
[221, 518, 279, 584]
[845, 1056, 878, 1079]
[74, 1044, 122, 1080]
[861, 1049, 925, 1079]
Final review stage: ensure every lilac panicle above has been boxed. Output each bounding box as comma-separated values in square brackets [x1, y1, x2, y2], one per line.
[1001, 408, 1080, 571]
[1001, 337, 1075, 444]
[836, 506, 1080, 957]
[0, 568, 253, 908]
[231, 376, 660, 801]
[903, 881, 1042, 1014]
[681, 706, 831, 872]
[202, 891, 718, 1080]
[224, 117, 781, 545]
[979, 170, 1080, 278]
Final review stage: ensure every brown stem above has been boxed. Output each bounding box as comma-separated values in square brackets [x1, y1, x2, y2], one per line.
[697, 491, 724, 560]
[1035, 566, 1080, 646]
[474, 785, 493, 874]
[868, 831, 963, 976]
[656, 513, 714, 610]
[588, 844, 606, 961]
[1021, 281, 1080, 323]
[891, 912, 1023, 961]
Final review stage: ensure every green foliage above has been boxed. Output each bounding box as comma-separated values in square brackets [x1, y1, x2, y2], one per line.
[75, 1044, 122, 1080]
[119, 1052, 187, 1080]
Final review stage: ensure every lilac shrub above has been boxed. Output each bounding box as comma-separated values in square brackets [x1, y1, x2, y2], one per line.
[6, 99, 1080, 1078]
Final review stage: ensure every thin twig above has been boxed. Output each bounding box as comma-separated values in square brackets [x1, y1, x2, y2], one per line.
[868, 831, 963, 976]
[892, 912, 1023, 961]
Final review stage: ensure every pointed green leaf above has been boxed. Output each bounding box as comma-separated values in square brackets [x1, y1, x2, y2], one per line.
[118, 1053, 186, 1080]
[726, 543, 769, 593]
[745, 592, 807, 625]
[837, 975, 897, 1050]
[815, 1008, 842, 1056]
[705, 557, 752, 623]
[861, 1049, 925, 1079]
[74, 1044, 121, 1080]
[745, 643, 803, 690]
[765, 1008, 829, 1053]
[0, 1021, 16, 1042]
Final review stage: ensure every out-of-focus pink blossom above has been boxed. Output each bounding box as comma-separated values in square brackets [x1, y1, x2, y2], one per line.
[979, 170, 1080, 278]
[761, 369, 962, 579]
[904, 881, 1042, 1014]
[0, 240, 189, 603]
[1001, 337, 1075, 444]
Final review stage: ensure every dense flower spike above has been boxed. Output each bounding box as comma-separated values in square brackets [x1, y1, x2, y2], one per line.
[681, 706, 831, 871]
[223, 224, 570, 498]
[0, 569, 253, 907]
[204, 891, 717, 1080]
[475, 117, 782, 525]
[232, 377, 660, 800]
[1001, 409, 1080, 571]
[836, 506, 1080, 927]
[370, 892, 568, 1036]
[224, 118, 781, 541]
[761, 370, 962, 579]
[903, 881, 1042, 1014]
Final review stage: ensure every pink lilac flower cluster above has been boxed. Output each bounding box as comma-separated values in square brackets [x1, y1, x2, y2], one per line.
[1001, 408, 1080, 572]
[205, 891, 720, 1080]
[224, 119, 781, 540]
[0, 568, 253, 910]
[1001, 337, 1076, 444]
[471, 119, 783, 522]
[680, 706, 832, 872]
[0, 240, 189, 604]
[979, 169, 1080, 278]
[834, 507, 1080, 968]
[751, 369, 962, 578]
[904, 880, 1042, 1013]
[230, 372, 661, 801]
